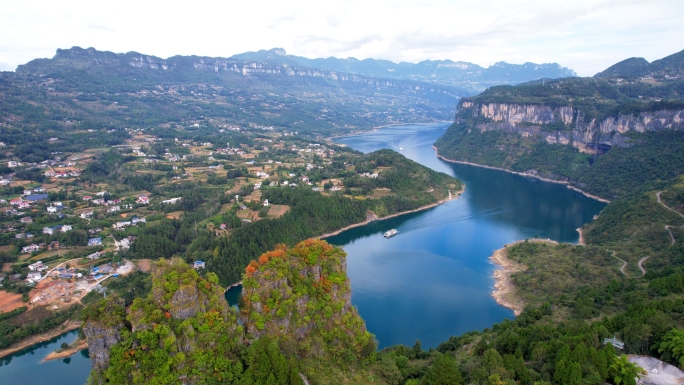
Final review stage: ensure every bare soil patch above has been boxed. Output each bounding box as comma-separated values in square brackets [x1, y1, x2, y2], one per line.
[267, 205, 290, 219]
[135, 259, 153, 273]
[10, 305, 54, 325]
[166, 211, 183, 219]
[0, 290, 24, 313]
[371, 188, 394, 199]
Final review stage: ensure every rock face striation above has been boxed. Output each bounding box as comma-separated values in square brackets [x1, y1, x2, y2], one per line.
[83, 258, 244, 384]
[82, 299, 126, 369]
[82, 242, 375, 383]
[241, 240, 375, 359]
[459, 102, 684, 153]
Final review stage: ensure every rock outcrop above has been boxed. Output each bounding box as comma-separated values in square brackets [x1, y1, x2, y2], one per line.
[83, 259, 243, 384]
[460, 102, 684, 153]
[81, 299, 126, 369]
[241, 240, 375, 359]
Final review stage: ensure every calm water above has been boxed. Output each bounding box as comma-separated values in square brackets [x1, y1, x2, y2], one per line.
[0, 330, 91, 384]
[0, 122, 605, 383]
[326, 122, 605, 348]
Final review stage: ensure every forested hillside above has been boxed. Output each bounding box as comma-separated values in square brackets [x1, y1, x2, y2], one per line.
[434, 48, 684, 200]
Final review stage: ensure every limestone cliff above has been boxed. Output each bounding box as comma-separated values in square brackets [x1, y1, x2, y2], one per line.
[82, 299, 126, 369]
[83, 258, 243, 384]
[459, 102, 684, 153]
[241, 240, 375, 360]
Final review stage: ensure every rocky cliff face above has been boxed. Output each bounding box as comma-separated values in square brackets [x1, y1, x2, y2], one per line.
[241, 240, 374, 359]
[83, 259, 243, 383]
[82, 321, 122, 369]
[81, 299, 126, 370]
[461, 102, 684, 153]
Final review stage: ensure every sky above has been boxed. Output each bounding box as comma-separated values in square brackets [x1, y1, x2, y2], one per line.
[1, 0, 683, 76]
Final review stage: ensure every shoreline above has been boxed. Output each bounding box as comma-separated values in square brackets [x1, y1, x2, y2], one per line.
[0, 320, 82, 360]
[225, 280, 243, 292]
[489, 239, 558, 316]
[327, 120, 451, 140]
[318, 186, 464, 239]
[432, 147, 611, 204]
[43, 338, 88, 361]
[577, 228, 586, 246]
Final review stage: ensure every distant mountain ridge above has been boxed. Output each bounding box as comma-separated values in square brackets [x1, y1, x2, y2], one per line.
[232, 48, 577, 93]
[594, 48, 684, 79]
[434, 47, 684, 200]
[2, 45, 581, 137]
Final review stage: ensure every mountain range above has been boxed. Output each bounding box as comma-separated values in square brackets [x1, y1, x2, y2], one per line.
[0, 46, 577, 138]
[232, 48, 577, 92]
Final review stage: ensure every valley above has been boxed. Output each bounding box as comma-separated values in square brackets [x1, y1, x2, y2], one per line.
[1, 45, 684, 385]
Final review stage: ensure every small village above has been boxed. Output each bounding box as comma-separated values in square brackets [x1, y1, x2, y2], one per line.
[0, 126, 387, 315]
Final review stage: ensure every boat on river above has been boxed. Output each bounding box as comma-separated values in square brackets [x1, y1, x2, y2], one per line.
[384, 229, 398, 238]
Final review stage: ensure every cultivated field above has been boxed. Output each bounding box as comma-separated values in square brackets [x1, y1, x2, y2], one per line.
[0, 290, 24, 313]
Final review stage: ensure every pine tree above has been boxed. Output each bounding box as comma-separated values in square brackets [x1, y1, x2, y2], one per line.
[421, 354, 463, 385]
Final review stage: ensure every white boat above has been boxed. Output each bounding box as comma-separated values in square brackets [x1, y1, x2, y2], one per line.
[384, 229, 398, 238]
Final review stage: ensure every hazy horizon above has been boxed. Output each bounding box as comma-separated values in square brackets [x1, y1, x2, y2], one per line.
[1, 0, 683, 76]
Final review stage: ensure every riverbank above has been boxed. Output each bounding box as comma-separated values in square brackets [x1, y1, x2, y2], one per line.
[0, 320, 82, 360]
[489, 239, 558, 316]
[318, 186, 464, 239]
[326, 120, 450, 141]
[225, 280, 242, 292]
[577, 228, 586, 246]
[43, 337, 88, 361]
[433, 147, 611, 204]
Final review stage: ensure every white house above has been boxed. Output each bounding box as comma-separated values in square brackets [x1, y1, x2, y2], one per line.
[61, 225, 72, 233]
[107, 205, 120, 213]
[113, 221, 132, 230]
[88, 237, 103, 246]
[119, 238, 130, 249]
[136, 196, 150, 205]
[22, 244, 41, 253]
[263, 199, 270, 207]
[131, 217, 146, 225]
[28, 261, 46, 271]
[87, 252, 102, 260]
[47, 206, 59, 213]
[80, 211, 94, 219]
[161, 197, 182, 204]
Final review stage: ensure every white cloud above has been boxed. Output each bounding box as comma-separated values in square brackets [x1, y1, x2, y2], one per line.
[0, 0, 682, 75]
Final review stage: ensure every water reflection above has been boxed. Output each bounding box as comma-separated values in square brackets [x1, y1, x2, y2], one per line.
[330, 123, 605, 348]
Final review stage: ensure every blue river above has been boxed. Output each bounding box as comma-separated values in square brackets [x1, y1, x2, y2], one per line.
[0, 122, 605, 382]
[326, 122, 605, 348]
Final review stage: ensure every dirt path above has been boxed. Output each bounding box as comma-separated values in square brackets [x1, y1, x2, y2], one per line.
[665, 225, 676, 245]
[657, 191, 684, 220]
[656, 191, 683, 245]
[638, 256, 650, 276]
[609, 250, 628, 276]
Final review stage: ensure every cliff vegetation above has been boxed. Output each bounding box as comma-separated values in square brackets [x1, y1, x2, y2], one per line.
[434, 49, 684, 200]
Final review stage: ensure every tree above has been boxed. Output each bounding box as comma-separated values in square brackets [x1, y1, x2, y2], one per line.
[608, 354, 644, 385]
[421, 354, 463, 385]
[659, 328, 684, 368]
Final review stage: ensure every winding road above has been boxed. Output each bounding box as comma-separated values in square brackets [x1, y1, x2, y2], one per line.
[609, 250, 628, 276]
[638, 256, 650, 276]
[657, 191, 684, 245]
